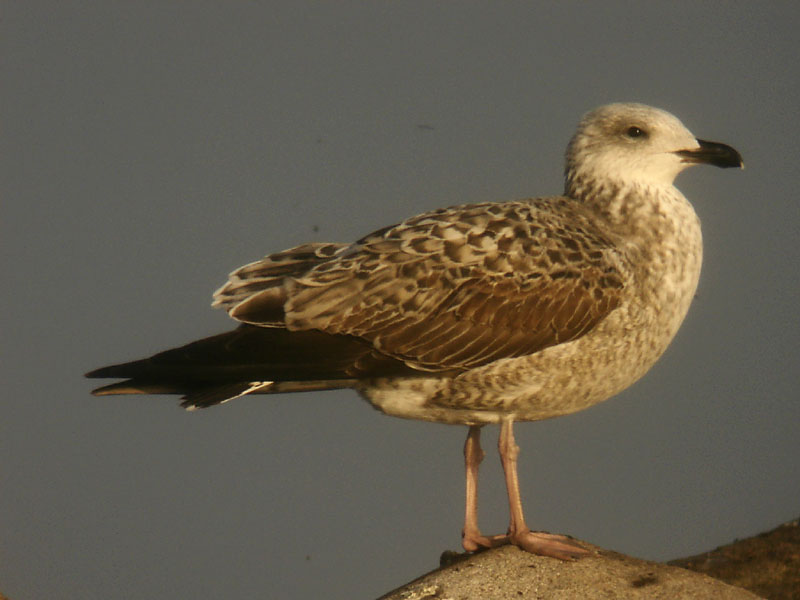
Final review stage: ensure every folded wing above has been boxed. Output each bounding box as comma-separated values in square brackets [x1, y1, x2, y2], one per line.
[217, 199, 627, 372]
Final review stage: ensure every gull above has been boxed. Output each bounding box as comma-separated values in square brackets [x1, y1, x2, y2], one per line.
[87, 103, 743, 559]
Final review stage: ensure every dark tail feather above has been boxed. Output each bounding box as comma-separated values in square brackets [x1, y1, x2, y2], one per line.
[86, 324, 417, 408]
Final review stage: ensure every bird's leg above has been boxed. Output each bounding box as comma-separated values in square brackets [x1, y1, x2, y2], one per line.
[462, 425, 508, 552]
[498, 417, 589, 559]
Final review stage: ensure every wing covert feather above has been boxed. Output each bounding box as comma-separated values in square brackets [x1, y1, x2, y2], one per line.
[218, 199, 627, 371]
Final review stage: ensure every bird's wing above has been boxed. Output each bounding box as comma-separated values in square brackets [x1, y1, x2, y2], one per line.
[212, 242, 351, 319]
[214, 199, 627, 371]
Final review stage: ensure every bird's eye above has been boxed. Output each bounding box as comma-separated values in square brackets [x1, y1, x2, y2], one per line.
[626, 126, 645, 138]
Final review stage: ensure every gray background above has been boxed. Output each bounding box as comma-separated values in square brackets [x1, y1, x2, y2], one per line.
[3, 2, 799, 599]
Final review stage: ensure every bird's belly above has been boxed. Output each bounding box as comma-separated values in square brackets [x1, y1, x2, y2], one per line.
[359, 281, 697, 426]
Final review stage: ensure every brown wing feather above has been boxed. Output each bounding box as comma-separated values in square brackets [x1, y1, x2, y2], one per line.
[220, 198, 627, 372]
[212, 242, 349, 323]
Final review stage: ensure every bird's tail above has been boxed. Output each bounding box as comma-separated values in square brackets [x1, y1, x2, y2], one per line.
[86, 325, 415, 409]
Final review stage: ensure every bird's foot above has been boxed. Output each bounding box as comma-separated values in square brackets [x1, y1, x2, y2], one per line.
[462, 528, 510, 552]
[509, 528, 590, 560]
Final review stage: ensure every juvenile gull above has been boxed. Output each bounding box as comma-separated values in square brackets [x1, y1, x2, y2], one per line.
[87, 103, 743, 559]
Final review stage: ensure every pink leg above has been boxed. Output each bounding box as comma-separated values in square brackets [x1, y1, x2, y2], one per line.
[461, 425, 508, 552]
[498, 418, 589, 559]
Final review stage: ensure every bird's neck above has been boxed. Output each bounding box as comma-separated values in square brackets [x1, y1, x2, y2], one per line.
[566, 169, 703, 322]
[565, 170, 695, 241]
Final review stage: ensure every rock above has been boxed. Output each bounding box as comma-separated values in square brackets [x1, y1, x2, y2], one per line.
[671, 518, 800, 600]
[378, 541, 762, 600]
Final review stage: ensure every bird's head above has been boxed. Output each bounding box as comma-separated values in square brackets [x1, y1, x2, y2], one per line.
[565, 103, 743, 190]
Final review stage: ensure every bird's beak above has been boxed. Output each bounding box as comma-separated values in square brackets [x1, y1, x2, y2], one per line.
[675, 139, 744, 169]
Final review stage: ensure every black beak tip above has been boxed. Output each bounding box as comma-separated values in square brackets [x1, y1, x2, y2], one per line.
[678, 139, 744, 169]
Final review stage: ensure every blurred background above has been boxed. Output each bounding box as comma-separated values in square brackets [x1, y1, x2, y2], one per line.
[3, 3, 799, 599]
